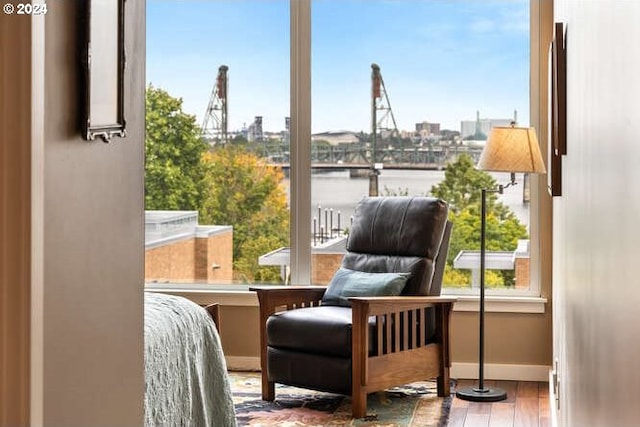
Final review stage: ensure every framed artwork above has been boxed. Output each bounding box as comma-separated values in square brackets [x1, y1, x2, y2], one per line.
[548, 22, 566, 197]
[82, 0, 127, 143]
[553, 22, 567, 156]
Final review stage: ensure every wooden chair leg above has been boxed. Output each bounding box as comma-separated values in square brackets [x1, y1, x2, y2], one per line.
[261, 369, 275, 401]
[351, 301, 369, 418]
[436, 303, 452, 397]
[437, 368, 451, 397]
[352, 390, 367, 418]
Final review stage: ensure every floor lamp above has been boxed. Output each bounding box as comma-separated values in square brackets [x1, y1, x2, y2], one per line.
[456, 123, 546, 402]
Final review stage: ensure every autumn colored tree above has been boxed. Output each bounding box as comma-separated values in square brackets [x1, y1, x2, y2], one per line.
[200, 146, 290, 282]
[144, 85, 209, 210]
[145, 86, 289, 282]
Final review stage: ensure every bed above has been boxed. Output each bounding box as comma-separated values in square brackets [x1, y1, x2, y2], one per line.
[144, 292, 237, 427]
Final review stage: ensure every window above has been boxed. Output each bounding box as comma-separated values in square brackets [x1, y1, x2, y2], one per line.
[309, 0, 537, 296]
[145, 1, 290, 286]
[145, 0, 541, 297]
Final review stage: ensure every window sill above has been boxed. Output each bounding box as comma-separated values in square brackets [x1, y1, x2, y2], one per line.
[145, 283, 547, 313]
[448, 295, 547, 314]
[145, 283, 258, 306]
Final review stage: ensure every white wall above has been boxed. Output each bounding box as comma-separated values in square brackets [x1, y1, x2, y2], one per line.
[553, 2, 640, 426]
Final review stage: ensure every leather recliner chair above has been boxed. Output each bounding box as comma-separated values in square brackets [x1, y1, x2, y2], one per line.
[251, 196, 456, 418]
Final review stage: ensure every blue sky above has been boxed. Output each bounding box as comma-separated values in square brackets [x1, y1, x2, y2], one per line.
[147, 0, 529, 133]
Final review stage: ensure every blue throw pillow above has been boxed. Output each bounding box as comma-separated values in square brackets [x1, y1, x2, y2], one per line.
[321, 267, 410, 307]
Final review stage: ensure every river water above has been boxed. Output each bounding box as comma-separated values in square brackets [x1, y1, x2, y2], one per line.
[284, 169, 530, 234]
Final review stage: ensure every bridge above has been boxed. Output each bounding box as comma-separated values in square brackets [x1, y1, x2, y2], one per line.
[274, 162, 444, 171]
[263, 142, 485, 171]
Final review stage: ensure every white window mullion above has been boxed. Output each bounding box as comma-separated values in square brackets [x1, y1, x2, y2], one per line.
[289, 0, 312, 285]
[528, 0, 552, 297]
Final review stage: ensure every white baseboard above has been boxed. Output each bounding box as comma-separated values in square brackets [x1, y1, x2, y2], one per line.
[226, 356, 261, 371]
[226, 357, 550, 382]
[451, 363, 551, 382]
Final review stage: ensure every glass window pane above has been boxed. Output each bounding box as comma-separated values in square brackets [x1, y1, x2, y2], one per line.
[145, 1, 290, 285]
[310, 0, 532, 293]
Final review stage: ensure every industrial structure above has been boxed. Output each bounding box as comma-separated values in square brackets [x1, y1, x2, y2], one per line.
[369, 63, 400, 195]
[198, 63, 516, 184]
[201, 65, 229, 145]
[246, 116, 264, 143]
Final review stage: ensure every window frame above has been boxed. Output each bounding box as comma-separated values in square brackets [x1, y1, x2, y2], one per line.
[144, 0, 549, 302]
[289, 0, 546, 297]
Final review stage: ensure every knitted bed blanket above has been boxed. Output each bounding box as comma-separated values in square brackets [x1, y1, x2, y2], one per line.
[144, 292, 236, 427]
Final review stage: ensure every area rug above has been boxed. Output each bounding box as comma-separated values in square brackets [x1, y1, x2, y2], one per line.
[229, 371, 452, 426]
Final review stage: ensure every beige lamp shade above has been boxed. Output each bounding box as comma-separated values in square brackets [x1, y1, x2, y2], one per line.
[477, 126, 546, 174]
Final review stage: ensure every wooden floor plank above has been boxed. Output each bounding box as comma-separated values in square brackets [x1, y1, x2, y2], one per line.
[539, 393, 550, 427]
[538, 382, 549, 399]
[463, 413, 491, 427]
[539, 414, 550, 427]
[452, 394, 470, 409]
[467, 402, 492, 415]
[513, 397, 539, 427]
[448, 380, 549, 427]
[447, 407, 467, 427]
[488, 402, 515, 427]
[495, 380, 518, 404]
[516, 382, 539, 399]
[539, 394, 549, 413]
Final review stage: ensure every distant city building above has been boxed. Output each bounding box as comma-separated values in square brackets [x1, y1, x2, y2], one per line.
[283, 116, 290, 145]
[460, 110, 516, 140]
[262, 131, 284, 141]
[415, 121, 440, 136]
[400, 129, 416, 139]
[246, 116, 264, 143]
[311, 130, 360, 146]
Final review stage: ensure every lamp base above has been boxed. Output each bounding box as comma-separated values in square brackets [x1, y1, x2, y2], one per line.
[456, 386, 507, 402]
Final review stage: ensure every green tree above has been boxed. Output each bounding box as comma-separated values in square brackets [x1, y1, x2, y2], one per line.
[431, 153, 498, 214]
[200, 146, 290, 282]
[430, 153, 528, 287]
[145, 85, 209, 210]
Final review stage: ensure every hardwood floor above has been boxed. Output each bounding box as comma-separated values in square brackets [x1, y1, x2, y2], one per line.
[448, 380, 550, 427]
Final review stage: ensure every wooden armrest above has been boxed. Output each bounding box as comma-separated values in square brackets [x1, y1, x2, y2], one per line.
[348, 296, 457, 316]
[250, 285, 326, 293]
[250, 286, 327, 314]
[348, 296, 457, 303]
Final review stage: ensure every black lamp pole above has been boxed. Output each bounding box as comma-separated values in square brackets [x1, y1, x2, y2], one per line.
[458, 122, 545, 400]
[456, 175, 516, 402]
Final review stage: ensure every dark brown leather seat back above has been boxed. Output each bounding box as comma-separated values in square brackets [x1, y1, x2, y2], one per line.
[341, 196, 450, 296]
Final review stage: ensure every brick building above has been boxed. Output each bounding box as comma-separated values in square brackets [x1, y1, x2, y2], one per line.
[145, 211, 233, 283]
